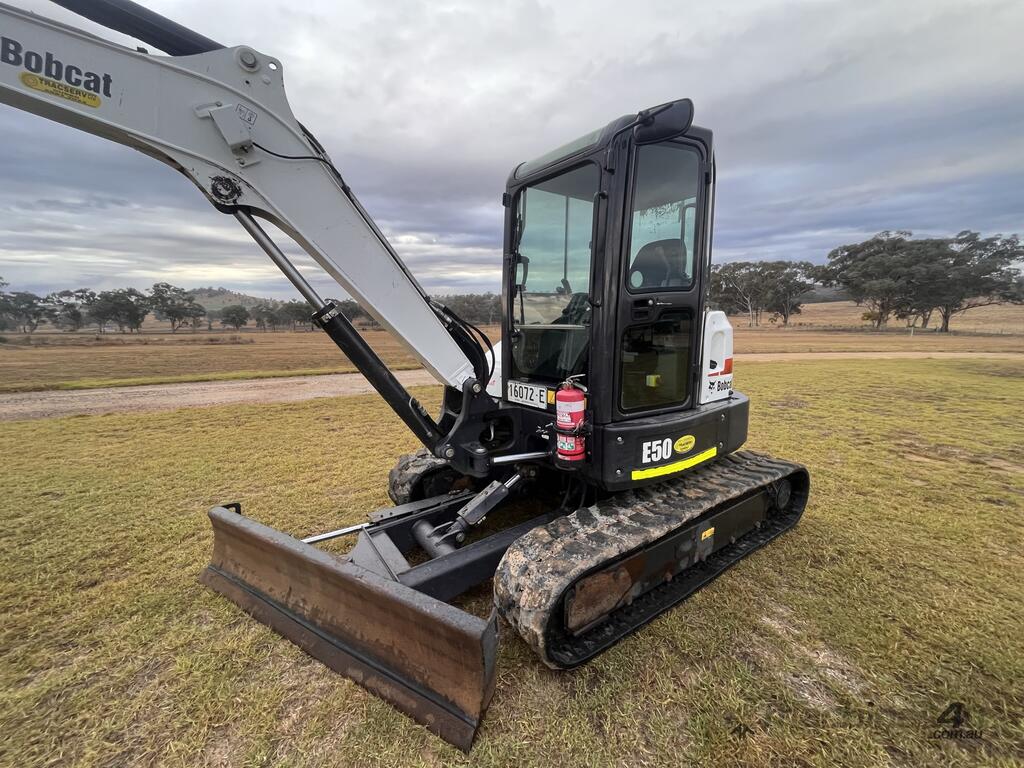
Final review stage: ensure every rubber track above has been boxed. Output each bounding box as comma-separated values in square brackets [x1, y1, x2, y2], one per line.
[493, 451, 809, 668]
[387, 448, 452, 505]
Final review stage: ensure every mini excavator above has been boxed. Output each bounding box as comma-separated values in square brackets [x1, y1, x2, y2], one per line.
[0, 0, 810, 750]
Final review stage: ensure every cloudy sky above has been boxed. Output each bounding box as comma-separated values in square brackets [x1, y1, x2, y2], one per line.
[2, 0, 1022, 299]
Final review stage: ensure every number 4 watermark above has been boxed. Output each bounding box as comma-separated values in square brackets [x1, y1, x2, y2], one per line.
[932, 701, 983, 740]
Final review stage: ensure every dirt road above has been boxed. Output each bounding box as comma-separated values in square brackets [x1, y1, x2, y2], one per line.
[0, 369, 437, 421]
[0, 352, 1019, 422]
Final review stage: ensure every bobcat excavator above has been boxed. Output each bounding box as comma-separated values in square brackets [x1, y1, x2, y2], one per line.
[0, 0, 810, 750]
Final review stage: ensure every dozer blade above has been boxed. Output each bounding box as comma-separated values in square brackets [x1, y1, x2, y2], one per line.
[200, 506, 497, 751]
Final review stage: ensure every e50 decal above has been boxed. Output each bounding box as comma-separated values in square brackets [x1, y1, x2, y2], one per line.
[640, 434, 697, 465]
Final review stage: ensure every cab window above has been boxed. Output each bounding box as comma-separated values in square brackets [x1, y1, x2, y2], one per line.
[626, 144, 700, 291]
[510, 163, 599, 383]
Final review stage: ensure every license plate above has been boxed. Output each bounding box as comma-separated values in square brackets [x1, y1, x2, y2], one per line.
[506, 380, 549, 410]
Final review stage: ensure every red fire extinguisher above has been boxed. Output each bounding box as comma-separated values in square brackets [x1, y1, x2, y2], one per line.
[555, 376, 587, 464]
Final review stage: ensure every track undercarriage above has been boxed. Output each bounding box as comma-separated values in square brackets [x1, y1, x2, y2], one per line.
[495, 451, 809, 668]
[388, 448, 809, 668]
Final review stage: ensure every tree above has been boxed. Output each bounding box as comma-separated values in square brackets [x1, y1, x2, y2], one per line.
[335, 298, 368, 324]
[220, 304, 250, 330]
[149, 282, 206, 332]
[822, 230, 1023, 332]
[88, 289, 149, 332]
[931, 232, 1024, 332]
[891, 238, 950, 329]
[711, 262, 771, 327]
[44, 289, 95, 331]
[818, 231, 916, 329]
[251, 303, 280, 331]
[709, 266, 743, 316]
[5, 292, 47, 333]
[761, 261, 814, 326]
[278, 300, 313, 330]
[438, 293, 502, 325]
[204, 308, 220, 331]
[187, 303, 207, 331]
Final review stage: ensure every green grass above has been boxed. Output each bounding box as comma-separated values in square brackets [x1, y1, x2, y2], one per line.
[1, 360, 1022, 767]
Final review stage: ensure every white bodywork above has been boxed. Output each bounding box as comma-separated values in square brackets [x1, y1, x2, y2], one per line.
[698, 310, 734, 404]
[0, 2, 476, 388]
[485, 341, 503, 398]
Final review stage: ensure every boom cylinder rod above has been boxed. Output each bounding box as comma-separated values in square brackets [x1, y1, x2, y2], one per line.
[236, 210, 442, 450]
[235, 212, 323, 307]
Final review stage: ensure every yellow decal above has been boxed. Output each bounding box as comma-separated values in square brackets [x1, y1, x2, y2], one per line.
[546, 389, 556, 405]
[20, 72, 101, 108]
[631, 446, 718, 480]
[701, 527, 715, 541]
[673, 435, 696, 455]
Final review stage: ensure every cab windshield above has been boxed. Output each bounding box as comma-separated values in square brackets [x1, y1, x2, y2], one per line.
[510, 163, 599, 383]
[512, 163, 599, 328]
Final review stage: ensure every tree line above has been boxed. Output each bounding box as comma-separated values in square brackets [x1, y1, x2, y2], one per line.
[0, 280, 316, 334]
[6, 229, 1018, 335]
[711, 231, 1023, 331]
[0, 280, 505, 333]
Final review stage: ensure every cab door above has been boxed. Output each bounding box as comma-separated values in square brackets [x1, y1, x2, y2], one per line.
[614, 139, 709, 420]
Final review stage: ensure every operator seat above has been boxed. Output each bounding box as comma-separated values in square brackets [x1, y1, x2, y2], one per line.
[628, 238, 688, 288]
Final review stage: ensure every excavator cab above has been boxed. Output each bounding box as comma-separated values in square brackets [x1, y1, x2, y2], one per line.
[500, 99, 749, 490]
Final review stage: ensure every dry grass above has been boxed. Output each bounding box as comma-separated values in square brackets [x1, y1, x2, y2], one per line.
[0, 329, 429, 392]
[2, 359, 1022, 767]
[755, 300, 1024, 334]
[732, 327, 1024, 354]
[3, 306, 1024, 393]
[731, 302, 1024, 354]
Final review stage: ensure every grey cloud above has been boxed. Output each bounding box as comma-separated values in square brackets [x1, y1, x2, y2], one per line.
[2, 0, 1022, 298]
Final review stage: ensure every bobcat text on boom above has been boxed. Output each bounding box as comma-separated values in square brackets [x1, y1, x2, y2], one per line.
[1, 36, 112, 96]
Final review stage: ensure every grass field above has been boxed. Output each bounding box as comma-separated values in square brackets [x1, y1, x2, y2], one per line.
[2, 358, 1022, 767]
[779, 301, 1024, 334]
[0, 329, 423, 392]
[2, 302, 1023, 393]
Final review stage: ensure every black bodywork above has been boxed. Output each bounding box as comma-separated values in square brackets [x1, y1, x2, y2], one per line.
[326, 102, 750, 494]
[488, 106, 748, 491]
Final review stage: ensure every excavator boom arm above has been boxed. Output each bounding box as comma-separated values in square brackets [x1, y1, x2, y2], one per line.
[0, 0, 478, 392]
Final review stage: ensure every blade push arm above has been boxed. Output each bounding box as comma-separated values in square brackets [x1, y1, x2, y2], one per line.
[0, 0, 479, 391]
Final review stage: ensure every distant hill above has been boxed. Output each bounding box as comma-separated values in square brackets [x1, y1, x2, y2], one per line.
[186, 287, 281, 311]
